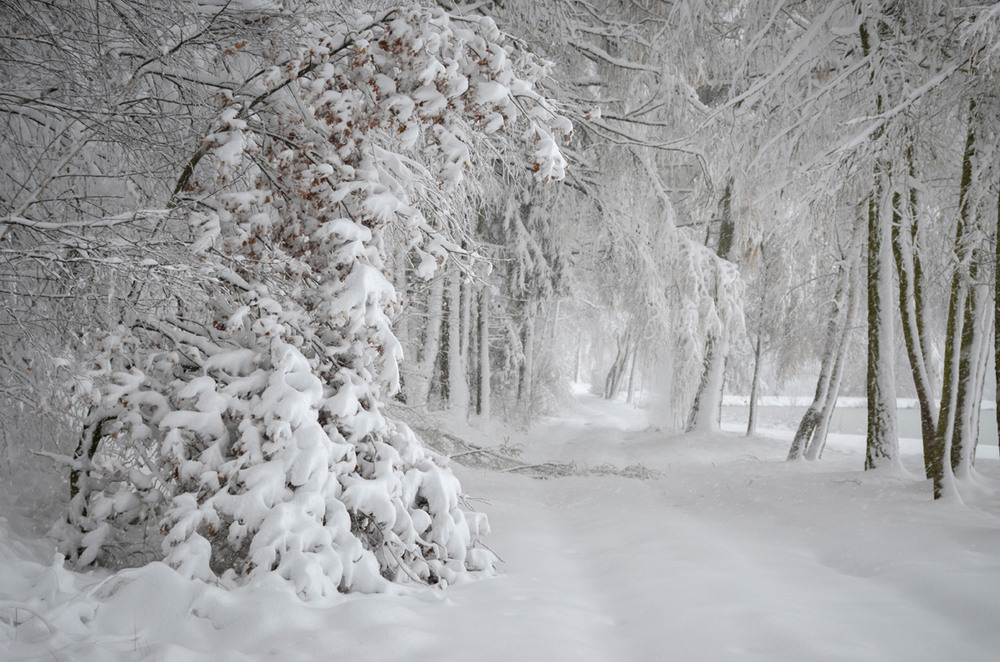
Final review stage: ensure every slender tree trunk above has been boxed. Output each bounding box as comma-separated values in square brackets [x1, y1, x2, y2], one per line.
[746, 333, 762, 437]
[994, 177, 1000, 457]
[461, 275, 472, 413]
[686, 339, 728, 433]
[551, 299, 560, 341]
[953, 251, 987, 479]
[788, 258, 850, 459]
[910, 154, 937, 394]
[932, 101, 977, 499]
[687, 182, 735, 433]
[892, 154, 937, 477]
[519, 302, 536, 414]
[409, 275, 445, 409]
[395, 263, 413, 402]
[575, 336, 583, 383]
[969, 291, 993, 469]
[478, 288, 491, 419]
[806, 258, 859, 461]
[857, 16, 899, 471]
[626, 342, 639, 406]
[447, 271, 469, 413]
[865, 171, 900, 470]
[604, 331, 633, 400]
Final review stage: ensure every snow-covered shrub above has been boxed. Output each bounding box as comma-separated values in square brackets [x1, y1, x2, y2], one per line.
[61, 4, 567, 597]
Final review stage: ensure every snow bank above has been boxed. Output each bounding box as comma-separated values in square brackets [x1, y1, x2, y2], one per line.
[4, 389, 1000, 661]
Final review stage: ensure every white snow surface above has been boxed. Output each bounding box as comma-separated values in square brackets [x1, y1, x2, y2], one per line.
[3, 387, 1000, 661]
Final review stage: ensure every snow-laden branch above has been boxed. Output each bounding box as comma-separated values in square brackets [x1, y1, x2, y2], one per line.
[824, 58, 970, 161]
[1, 210, 170, 234]
[570, 42, 661, 74]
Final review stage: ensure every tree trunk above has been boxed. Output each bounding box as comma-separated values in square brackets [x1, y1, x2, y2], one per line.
[686, 339, 727, 433]
[519, 302, 536, 414]
[395, 262, 413, 403]
[575, 336, 583, 383]
[865, 172, 900, 470]
[932, 101, 977, 499]
[447, 271, 469, 413]
[746, 333, 762, 437]
[806, 258, 859, 461]
[952, 251, 988, 479]
[478, 288, 491, 419]
[409, 274, 445, 409]
[626, 342, 640, 406]
[788, 256, 851, 459]
[461, 275, 472, 412]
[892, 152, 937, 478]
[857, 15, 899, 471]
[994, 176, 1000, 458]
[604, 331, 633, 400]
[687, 182, 735, 433]
[968, 290, 993, 469]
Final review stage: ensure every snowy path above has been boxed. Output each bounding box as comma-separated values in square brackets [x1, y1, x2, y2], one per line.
[3, 390, 1000, 661]
[439, 391, 1000, 661]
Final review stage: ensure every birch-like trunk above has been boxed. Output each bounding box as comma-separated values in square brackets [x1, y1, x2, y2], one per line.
[857, 16, 899, 471]
[519, 302, 536, 415]
[806, 259, 858, 461]
[932, 101, 977, 499]
[686, 182, 735, 433]
[408, 274, 445, 409]
[968, 289, 993, 469]
[394, 262, 412, 403]
[994, 177, 1000, 458]
[626, 343, 639, 406]
[686, 339, 727, 433]
[952, 253, 988, 480]
[604, 330, 633, 400]
[892, 157, 937, 478]
[478, 288, 491, 419]
[447, 271, 469, 413]
[865, 172, 900, 470]
[746, 333, 762, 437]
[788, 259, 850, 460]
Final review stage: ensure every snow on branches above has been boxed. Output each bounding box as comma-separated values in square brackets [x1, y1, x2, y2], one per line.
[62, 4, 568, 597]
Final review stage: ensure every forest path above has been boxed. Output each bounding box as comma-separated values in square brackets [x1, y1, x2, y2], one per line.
[442, 389, 1000, 661]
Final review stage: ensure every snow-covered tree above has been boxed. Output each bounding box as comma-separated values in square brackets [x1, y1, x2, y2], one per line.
[5, 1, 570, 596]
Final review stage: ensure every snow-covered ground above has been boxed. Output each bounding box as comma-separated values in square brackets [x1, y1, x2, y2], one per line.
[3, 389, 1000, 661]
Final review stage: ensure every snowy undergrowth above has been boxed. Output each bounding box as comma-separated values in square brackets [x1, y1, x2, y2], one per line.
[3, 389, 1000, 661]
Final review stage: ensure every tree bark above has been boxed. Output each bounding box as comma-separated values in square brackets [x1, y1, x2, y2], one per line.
[932, 100, 976, 499]
[519, 301, 536, 414]
[604, 330, 633, 400]
[806, 258, 859, 461]
[952, 250, 987, 479]
[859, 17, 899, 471]
[994, 176, 1000, 457]
[626, 342, 640, 406]
[447, 271, 470, 413]
[865, 171, 900, 470]
[687, 181, 735, 433]
[408, 274, 445, 409]
[892, 152, 937, 477]
[788, 256, 850, 460]
[478, 288, 491, 419]
[746, 332, 762, 437]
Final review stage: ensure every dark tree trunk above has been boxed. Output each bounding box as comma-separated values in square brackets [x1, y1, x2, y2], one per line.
[892, 147, 937, 478]
[746, 333, 762, 437]
[932, 100, 977, 499]
[995, 177, 1000, 458]
[687, 181, 735, 432]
